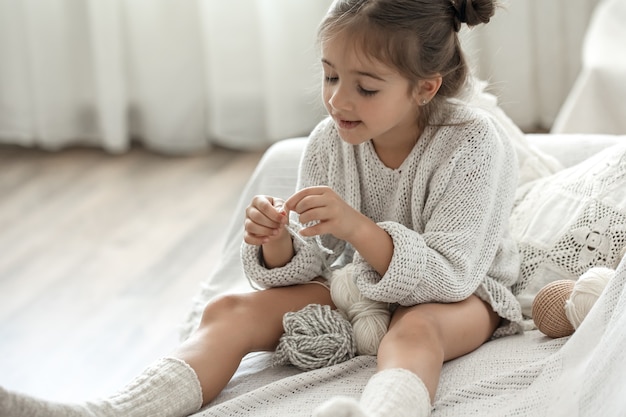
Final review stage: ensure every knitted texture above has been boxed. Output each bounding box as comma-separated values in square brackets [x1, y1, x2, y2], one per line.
[511, 143, 626, 318]
[313, 368, 432, 417]
[273, 304, 356, 371]
[241, 106, 523, 329]
[0, 357, 202, 417]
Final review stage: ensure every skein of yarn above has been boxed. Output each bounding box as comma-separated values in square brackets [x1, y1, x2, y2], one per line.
[272, 265, 391, 370]
[330, 265, 391, 356]
[273, 304, 356, 371]
[564, 266, 614, 329]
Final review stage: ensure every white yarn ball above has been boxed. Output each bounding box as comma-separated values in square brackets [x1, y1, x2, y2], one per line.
[330, 266, 390, 356]
[564, 267, 614, 329]
[350, 301, 390, 356]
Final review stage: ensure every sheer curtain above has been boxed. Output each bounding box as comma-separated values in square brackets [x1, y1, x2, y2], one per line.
[0, 0, 332, 153]
[462, 0, 601, 131]
[0, 0, 601, 154]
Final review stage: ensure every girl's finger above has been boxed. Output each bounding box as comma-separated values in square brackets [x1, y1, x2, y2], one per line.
[296, 206, 328, 226]
[248, 200, 285, 228]
[284, 186, 327, 212]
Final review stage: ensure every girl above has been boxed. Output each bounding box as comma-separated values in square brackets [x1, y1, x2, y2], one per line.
[1, 0, 524, 416]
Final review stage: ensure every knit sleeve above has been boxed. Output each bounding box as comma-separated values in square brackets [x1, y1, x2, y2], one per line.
[353, 117, 519, 305]
[240, 238, 330, 288]
[241, 119, 344, 288]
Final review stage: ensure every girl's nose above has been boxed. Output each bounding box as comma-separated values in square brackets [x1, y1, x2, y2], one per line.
[328, 85, 351, 111]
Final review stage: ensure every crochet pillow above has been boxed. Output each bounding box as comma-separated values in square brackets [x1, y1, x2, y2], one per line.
[510, 143, 626, 318]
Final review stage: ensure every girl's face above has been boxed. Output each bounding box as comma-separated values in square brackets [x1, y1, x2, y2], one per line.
[321, 32, 421, 150]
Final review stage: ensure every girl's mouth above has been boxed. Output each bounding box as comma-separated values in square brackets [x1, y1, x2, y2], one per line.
[337, 119, 360, 130]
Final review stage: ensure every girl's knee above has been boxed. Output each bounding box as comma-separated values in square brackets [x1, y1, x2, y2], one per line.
[200, 293, 252, 327]
[382, 308, 444, 350]
[382, 299, 500, 362]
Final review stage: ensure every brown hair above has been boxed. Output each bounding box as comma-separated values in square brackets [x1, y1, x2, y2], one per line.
[318, 0, 496, 128]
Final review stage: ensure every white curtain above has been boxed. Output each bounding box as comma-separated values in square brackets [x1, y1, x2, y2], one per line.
[551, 0, 626, 134]
[462, 0, 601, 132]
[0, 0, 603, 154]
[0, 0, 332, 153]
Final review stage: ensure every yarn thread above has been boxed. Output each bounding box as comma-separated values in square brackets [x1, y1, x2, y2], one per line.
[564, 267, 614, 329]
[273, 304, 356, 371]
[330, 265, 391, 356]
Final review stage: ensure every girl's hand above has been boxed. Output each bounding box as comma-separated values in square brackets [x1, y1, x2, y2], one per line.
[285, 186, 394, 276]
[245, 195, 294, 269]
[244, 195, 288, 246]
[283, 186, 366, 243]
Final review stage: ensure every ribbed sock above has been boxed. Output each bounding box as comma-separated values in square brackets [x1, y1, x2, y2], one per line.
[313, 368, 431, 417]
[0, 357, 203, 417]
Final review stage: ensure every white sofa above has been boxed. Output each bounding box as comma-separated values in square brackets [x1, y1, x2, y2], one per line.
[181, 132, 626, 417]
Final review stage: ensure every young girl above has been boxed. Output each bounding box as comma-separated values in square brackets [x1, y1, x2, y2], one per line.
[1, 0, 524, 416]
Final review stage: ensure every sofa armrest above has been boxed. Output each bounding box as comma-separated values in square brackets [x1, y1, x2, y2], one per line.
[526, 133, 626, 168]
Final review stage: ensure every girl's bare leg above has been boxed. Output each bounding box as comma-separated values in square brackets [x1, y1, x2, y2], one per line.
[378, 294, 500, 401]
[0, 283, 332, 417]
[174, 282, 334, 405]
[314, 295, 499, 417]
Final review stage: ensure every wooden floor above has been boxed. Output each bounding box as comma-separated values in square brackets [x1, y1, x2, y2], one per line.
[0, 143, 264, 402]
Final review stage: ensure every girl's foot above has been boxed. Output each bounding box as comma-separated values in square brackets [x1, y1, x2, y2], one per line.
[0, 358, 202, 417]
[313, 368, 431, 417]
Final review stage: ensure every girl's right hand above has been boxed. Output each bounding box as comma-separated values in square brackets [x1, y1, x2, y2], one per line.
[244, 195, 289, 246]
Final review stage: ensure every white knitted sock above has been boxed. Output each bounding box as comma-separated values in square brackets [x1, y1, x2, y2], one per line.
[313, 368, 431, 417]
[0, 357, 203, 417]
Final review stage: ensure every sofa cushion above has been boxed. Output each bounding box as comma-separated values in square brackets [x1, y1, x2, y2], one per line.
[510, 143, 626, 317]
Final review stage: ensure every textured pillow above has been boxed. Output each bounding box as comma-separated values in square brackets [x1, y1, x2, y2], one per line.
[510, 143, 626, 318]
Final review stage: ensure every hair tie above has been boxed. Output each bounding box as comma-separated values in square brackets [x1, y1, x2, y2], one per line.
[457, 0, 468, 22]
[452, 0, 468, 32]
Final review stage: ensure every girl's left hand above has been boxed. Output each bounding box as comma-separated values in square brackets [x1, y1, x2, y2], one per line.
[283, 186, 366, 242]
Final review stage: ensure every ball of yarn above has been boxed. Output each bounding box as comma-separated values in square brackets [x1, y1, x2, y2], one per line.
[273, 304, 356, 371]
[532, 279, 575, 338]
[330, 266, 390, 356]
[564, 267, 614, 329]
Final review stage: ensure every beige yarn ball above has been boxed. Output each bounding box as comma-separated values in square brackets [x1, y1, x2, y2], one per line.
[532, 279, 575, 338]
[564, 267, 614, 329]
[330, 266, 390, 356]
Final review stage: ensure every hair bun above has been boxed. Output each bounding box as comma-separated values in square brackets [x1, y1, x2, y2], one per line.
[452, 0, 495, 31]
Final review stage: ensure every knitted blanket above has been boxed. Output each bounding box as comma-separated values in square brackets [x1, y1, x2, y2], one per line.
[185, 256, 625, 416]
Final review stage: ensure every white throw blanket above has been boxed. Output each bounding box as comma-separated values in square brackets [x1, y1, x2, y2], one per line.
[192, 258, 626, 416]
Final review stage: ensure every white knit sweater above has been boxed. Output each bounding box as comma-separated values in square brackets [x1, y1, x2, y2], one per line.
[241, 104, 524, 331]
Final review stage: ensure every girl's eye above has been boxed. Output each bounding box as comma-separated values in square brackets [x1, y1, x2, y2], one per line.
[358, 86, 378, 97]
[324, 75, 378, 97]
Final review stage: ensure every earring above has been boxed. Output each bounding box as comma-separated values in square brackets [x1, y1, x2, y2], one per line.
[420, 98, 428, 106]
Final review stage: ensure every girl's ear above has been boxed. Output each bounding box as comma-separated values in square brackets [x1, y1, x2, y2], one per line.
[413, 76, 442, 105]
